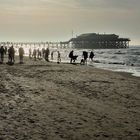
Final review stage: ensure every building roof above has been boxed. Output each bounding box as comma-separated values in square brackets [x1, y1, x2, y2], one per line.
[70, 33, 130, 42]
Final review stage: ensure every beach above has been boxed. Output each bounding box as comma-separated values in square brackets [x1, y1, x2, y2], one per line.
[0, 57, 140, 140]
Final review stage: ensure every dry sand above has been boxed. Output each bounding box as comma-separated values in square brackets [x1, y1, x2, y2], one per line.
[0, 56, 140, 140]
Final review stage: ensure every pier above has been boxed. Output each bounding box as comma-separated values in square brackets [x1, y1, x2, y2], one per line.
[0, 42, 70, 49]
[0, 33, 130, 49]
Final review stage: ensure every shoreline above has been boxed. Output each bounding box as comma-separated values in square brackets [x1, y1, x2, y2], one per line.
[1, 58, 139, 79]
[3, 54, 140, 78]
[2, 55, 140, 79]
[3, 46, 140, 78]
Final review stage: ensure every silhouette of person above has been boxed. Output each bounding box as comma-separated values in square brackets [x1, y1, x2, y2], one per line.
[8, 46, 15, 63]
[83, 51, 88, 64]
[37, 48, 41, 59]
[33, 48, 37, 61]
[29, 48, 32, 59]
[69, 50, 74, 63]
[89, 51, 95, 61]
[57, 51, 61, 64]
[42, 48, 45, 58]
[19, 47, 24, 64]
[38, 49, 42, 59]
[45, 48, 50, 61]
[0, 46, 5, 63]
[51, 51, 54, 60]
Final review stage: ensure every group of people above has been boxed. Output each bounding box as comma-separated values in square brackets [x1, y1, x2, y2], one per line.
[0, 45, 95, 65]
[29, 48, 45, 61]
[29, 48, 61, 63]
[69, 50, 95, 64]
[29, 47, 51, 61]
[0, 46, 15, 64]
[0, 45, 25, 64]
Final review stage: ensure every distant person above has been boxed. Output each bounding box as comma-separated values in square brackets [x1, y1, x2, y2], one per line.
[89, 51, 95, 61]
[37, 49, 39, 59]
[19, 47, 24, 64]
[42, 48, 45, 58]
[69, 50, 74, 63]
[0, 46, 5, 63]
[29, 48, 32, 59]
[8, 46, 15, 63]
[51, 51, 54, 60]
[38, 49, 42, 59]
[83, 51, 88, 64]
[45, 48, 50, 61]
[37, 48, 40, 59]
[32, 48, 37, 61]
[0, 48, 1, 62]
[7, 47, 10, 62]
[57, 51, 61, 64]
[4, 46, 7, 55]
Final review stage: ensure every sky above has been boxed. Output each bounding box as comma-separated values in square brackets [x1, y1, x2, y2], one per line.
[0, 0, 140, 45]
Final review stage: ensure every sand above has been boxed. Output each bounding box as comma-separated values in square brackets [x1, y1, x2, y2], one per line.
[0, 56, 140, 140]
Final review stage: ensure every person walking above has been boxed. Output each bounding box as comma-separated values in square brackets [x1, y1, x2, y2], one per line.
[33, 48, 37, 61]
[89, 51, 95, 61]
[8, 46, 15, 64]
[19, 47, 25, 64]
[29, 48, 32, 59]
[4, 46, 7, 55]
[0, 46, 5, 63]
[51, 51, 54, 60]
[83, 51, 88, 65]
[45, 48, 50, 61]
[69, 50, 74, 63]
[57, 51, 61, 64]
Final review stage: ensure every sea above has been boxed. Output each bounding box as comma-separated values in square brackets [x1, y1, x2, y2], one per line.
[16, 45, 140, 77]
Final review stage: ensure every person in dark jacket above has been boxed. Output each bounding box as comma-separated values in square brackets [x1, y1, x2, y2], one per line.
[45, 48, 50, 61]
[83, 51, 88, 64]
[69, 50, 74, 63]
[89, 51, 95, 61]
[8, 46, 15, 63]
[0, 46, 5, 63]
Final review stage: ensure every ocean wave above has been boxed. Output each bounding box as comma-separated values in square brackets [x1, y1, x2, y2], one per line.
[108, 62, 125, 65]
[114, 51, 126, 55]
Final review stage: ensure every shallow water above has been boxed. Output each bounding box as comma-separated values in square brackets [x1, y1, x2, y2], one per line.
[16, 45, 140, 77]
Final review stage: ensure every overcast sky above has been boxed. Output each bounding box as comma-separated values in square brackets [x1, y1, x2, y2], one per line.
[0, 0, 140, 45]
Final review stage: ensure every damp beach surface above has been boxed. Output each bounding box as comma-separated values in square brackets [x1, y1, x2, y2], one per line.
[0, 57, 140, 140]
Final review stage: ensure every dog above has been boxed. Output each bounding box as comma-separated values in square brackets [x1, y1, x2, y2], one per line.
[80, 59, 85, 65]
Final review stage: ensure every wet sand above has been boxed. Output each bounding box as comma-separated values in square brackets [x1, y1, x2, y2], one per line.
[0, 56, 140, 140]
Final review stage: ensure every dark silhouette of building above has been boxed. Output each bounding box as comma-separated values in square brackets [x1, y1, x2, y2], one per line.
[69, 33, 130, 49]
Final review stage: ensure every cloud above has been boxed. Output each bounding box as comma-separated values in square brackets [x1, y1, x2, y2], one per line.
[0, 0, 77, 9]
[0, 0, 140, 11]
[75, 0, 140, 11]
